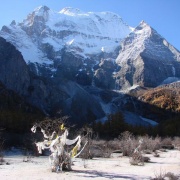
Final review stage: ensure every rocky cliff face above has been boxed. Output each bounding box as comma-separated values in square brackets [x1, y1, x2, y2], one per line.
[0, 37, 30, 95]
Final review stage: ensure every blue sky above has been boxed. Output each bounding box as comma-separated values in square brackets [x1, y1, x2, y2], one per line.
[0, 0, 179, 50]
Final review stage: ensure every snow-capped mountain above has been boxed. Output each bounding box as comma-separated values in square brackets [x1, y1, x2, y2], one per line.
[0, 6, 133, 124]
[0, 6, 180, 127]
[115, 21, 180, 89]
[0, 6, 131, 66]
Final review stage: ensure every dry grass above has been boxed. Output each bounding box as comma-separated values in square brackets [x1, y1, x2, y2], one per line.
[80, 131, 180, 160]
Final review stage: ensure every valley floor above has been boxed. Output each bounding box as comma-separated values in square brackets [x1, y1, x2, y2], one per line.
[0, 149, 180, 180]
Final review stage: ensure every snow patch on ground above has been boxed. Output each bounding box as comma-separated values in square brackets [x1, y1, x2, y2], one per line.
[1, 150, 180, 180]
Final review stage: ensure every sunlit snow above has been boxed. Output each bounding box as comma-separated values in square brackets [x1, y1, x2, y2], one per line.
[0, 6, 132, 65]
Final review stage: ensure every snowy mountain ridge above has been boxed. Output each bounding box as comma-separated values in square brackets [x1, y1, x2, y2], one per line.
[0, 6, 132, 65]
[116, 21, 180, 64]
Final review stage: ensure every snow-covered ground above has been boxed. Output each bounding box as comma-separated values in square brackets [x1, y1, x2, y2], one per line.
[0, 149, 180, 180]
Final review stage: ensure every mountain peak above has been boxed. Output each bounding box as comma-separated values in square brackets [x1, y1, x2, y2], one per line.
[140, 20, 149, 26]
[34, 5, 50, 14]
[33, 5, 50, 19]
[24, 5, 50, 25]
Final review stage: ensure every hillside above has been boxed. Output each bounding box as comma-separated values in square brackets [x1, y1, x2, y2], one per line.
[139, 86, 180, 112]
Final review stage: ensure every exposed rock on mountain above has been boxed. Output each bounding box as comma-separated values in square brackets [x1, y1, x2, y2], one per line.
[94, 59, 116, 89]
[0, 37, 30, 95]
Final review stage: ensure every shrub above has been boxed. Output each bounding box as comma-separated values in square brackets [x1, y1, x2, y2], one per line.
[142, 135, 161, 152]
[129, 151, 144, 166]
[172, 137, 180, 150]
[161, 137, 174, 149]
[164, 172, 179, 180]
[118, 131, 138, 156]
[151, 171, 179, 180]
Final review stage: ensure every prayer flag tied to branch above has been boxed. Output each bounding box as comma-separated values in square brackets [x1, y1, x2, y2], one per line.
[31, 123, 86, 172]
